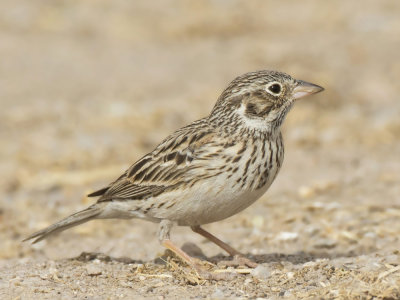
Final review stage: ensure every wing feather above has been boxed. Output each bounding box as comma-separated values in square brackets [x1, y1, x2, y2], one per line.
[92, 118, 222, 202]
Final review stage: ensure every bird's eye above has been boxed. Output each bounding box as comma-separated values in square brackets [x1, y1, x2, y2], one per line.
[268, 83, 282, 94]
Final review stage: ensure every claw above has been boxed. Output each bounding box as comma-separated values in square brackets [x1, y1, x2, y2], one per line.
[218, 255, 258, 268]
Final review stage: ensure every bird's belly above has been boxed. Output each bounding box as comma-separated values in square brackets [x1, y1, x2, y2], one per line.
[150, 162, 280, 226]
[182, 184, 268, 226]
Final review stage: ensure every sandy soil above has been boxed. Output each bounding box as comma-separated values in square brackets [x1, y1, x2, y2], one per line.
[1, 0, 400, 299]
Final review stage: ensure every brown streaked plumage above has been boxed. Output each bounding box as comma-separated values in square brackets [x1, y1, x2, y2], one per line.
[24, 70, 324, 275]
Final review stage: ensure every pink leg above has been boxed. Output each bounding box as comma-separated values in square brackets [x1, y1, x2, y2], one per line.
[161, 239, 198, 268]
[191, 226, 257, 268]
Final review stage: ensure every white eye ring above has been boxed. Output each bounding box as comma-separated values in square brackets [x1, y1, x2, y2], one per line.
[265, 82, 282, 95]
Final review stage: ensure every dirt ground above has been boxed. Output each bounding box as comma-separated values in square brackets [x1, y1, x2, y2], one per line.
[1, 0, 400, 299]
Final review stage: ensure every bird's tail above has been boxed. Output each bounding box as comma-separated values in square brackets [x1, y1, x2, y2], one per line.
[23, 204, 103, 244]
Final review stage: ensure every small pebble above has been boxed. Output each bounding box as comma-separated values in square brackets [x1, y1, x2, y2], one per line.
[303, 261, 317, 268]
[283, 290, 292, 297]
[211, 288, 225, 298]
[314, 239, 337, 249]
[86, 264, 102, 276]
[276, 232, 298, 241]
[154, 281, 165, 287]
[286, 272, 294, 279]
[299, 186, 316, 199]
[251, 265, 271, 279]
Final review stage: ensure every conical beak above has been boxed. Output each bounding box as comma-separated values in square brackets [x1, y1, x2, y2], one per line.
[293, 80, 324, 100]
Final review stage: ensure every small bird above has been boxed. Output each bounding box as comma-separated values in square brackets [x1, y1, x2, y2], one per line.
[24, 70, 323, 272]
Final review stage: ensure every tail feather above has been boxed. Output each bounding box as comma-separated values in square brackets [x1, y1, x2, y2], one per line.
[23, 205, 102, 244]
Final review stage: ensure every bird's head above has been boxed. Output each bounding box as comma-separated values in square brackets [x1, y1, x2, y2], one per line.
[210, 70, 324, 134]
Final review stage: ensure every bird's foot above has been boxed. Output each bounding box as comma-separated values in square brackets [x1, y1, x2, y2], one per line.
[160, 239, 254, 280]
[217, 254, 258, 268]
[168, 257, 237, 281]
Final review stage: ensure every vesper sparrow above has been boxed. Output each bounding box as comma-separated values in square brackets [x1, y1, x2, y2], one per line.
[25, 70, 324, 272]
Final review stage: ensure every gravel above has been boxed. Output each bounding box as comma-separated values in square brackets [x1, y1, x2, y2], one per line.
[1, 0, 400, 299]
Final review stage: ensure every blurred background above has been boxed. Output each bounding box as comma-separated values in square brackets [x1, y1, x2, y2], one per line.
[1, 0, 399, 270]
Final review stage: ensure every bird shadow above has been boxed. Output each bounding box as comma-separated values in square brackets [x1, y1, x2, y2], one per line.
[178, 242, 362, 265]
[71, 244, 362, 267]
[72, 251, 145, 265]
[209, 251, 358, 265]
